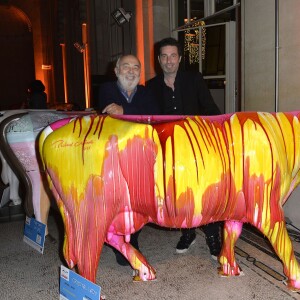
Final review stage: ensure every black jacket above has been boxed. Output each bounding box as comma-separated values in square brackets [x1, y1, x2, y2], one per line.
[97, 81, 159, 115]
[146, 71, 220, 115]
[28, 92, 47, 109]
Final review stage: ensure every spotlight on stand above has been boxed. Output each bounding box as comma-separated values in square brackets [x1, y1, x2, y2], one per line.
[111, 8, 132, 26]
[74, 42, 86, 53]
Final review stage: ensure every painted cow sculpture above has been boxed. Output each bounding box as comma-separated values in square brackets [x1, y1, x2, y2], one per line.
[39, 112, 300, 291]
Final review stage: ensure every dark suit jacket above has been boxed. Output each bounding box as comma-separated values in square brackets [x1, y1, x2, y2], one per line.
[28, 92, 47, 109]
[97, 81, 159, 115]
[146, 71, 221, 115]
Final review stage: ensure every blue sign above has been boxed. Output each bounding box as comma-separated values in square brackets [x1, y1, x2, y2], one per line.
[23, 216, 46, 254]
[60, 265, 101, 300]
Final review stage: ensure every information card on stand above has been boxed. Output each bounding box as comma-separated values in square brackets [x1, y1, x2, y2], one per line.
[23, 216, 46, 254]
[60, 265, 101, 300]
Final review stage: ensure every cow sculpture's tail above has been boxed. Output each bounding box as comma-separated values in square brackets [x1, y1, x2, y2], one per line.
[39, 117, 80, 271]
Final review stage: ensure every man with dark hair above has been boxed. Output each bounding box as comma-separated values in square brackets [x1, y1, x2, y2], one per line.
[147, 37, 222, 259]
[157, 36, 183, 55]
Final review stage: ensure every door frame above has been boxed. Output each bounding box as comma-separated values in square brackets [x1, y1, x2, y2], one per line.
[198, 21, 236, 113]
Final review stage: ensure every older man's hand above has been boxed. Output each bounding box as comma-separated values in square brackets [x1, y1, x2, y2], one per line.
[102, 103, 124, 115]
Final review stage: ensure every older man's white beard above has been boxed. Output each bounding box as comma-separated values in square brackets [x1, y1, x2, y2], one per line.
[118, 74, 140, 92]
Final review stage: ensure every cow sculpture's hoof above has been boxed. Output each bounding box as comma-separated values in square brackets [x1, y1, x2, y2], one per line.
[132, 268, 157, 282]
[218, 269, 245, 278]
[218, 264, 243, 277]
[283, 279, 300, 292]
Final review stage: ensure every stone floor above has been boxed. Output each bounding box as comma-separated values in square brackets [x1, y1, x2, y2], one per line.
[1, 210, 300, 300]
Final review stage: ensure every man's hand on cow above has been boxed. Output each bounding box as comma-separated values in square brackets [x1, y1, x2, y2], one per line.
[102, 103, 124, 115]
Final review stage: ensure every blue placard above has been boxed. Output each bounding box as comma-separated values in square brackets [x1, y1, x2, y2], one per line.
[60, 265, 101, 300]
[23, 216, 46, 254]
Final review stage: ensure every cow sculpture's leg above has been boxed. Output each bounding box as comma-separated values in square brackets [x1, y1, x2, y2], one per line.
[106, 234, 156, 281]
[261, 221, 300, 291]
[218, 220, 243, 277]
[39, 175, 51, 235]
[46, 177, 77, 270]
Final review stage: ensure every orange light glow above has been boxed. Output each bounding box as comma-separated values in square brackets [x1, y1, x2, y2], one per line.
[135, 0, 145, 84]
[82, 23, 91, 108]
[60, 43, 68, 103]
[147, 0, 155, 80]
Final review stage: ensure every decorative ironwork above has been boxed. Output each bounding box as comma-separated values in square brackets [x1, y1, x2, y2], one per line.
[184, 20, 206, 64]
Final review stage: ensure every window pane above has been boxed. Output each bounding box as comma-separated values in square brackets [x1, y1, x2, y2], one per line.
[177, 1, 187, 27]
[216, 0, 234, 12]
[206, 78, 226, 114]
[202, 25, 225, 76]
[191, 0, 204, 20]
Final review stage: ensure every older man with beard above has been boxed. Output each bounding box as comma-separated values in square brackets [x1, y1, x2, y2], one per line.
[97, 54, 159, 266]
[97, 54, 159, 115]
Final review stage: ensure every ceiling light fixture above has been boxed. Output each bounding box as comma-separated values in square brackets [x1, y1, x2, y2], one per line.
[111, 8, 132, 26]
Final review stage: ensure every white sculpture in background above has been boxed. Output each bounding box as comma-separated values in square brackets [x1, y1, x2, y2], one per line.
[0, 152, 22, 207]
[0, 109, 90, 237]
[0, 110, 26, 208]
